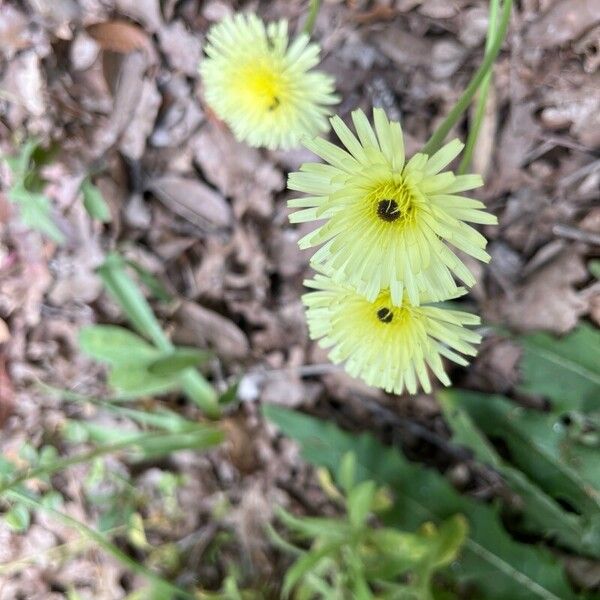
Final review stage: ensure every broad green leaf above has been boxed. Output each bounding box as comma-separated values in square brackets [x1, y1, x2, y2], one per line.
[263, 405, 578, 600]
[81, 179, 111, 223]
[79, 325, 161, 365]
[439, 391, 600, 557]
[148, 347, 212, 377]
[589, 259, 600, 280]
[450, 391, 600, 520]
[98, 253, 219, 417]
[4, 503, 30, 532]
[108, 366, 180, 398]
[519, 324, 600, 412]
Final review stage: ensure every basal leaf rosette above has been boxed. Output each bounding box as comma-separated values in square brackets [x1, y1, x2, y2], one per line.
[288, 108, 497, 305]
[200, 13, 338, 150]
[303, 271, 482, 395]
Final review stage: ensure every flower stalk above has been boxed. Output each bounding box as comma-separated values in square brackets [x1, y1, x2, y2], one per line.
[422, 0, 513, 157]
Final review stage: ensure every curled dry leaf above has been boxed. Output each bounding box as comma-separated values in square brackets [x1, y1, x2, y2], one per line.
[0, 355, 14, 428]
[115, 0, 164, 33]
[193, 120, 285, 219]
[525, 0, 600, 49]
[87, 20, 155, 56]
[148, 175, 232, 230]
[119, 78, 161, 160]
[0, 5, 31, 58]
[158, 20, 203, 76]
[173, 300, 250, 361]
[486, 248, 589, 333]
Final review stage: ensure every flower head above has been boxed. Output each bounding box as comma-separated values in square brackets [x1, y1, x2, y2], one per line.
[303, 272, 481, 395]
[200, 13, 338, 150]
[288, 109, 497, 305]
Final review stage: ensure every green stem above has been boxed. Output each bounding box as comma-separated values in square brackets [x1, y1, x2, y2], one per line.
[0, 430, 200, 496]
[303, 0, 321, 36]
[98, 253, 220, 419]
[458, 0, 501, 174]
[422, 0, 512, 157]
[8, 490, 194, 599]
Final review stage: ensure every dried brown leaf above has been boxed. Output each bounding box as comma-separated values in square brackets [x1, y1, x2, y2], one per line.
[526, 0, 600, 49]
[148, 175, 232, 230]
[87, 20, 154, 55]
[173, 301, 250, 361]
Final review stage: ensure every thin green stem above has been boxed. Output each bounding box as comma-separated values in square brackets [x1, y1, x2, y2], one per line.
[8, 490, 194, 599]
[422, 0, 512, 157]
[303, 0, 321, 36]
[98, 253, 220, 418]
[458, 0, 501, 174]
[0, 429, 215, 496]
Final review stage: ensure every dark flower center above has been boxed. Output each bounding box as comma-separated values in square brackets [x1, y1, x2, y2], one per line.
[377, 307, 394, 324]
[377, 199, 400, 222]
[267, 96, 281, 111]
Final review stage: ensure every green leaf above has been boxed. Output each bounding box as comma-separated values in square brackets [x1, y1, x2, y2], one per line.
[338, 451, 356, 495]
[588, 259, 600, 280]
[263, 405, 578, 600]
[79, 325, 162, 366]
[4, 138, 39, 177]
[283, 542, 341, 598]
[347, 480, 376, 528]
[125, 259, 172, 303]
[450, 390, 600, 520]
[5, 503, 30, 532]
[148, 347, 212, 377]
[98, 253, 219, 417]
[98, 254, 171, 350]
[439, 391, 600, 558]
[518, 324, 600, 412]
[108, 366, 180, 398]
[81, 179, 111, 223]
[11, 186, 65, 243]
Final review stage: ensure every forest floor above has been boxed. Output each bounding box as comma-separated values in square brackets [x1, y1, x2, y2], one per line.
[1, 0, 599, 597]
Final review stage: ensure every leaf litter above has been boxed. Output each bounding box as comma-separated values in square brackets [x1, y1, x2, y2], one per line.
[0, 0, 599, 597]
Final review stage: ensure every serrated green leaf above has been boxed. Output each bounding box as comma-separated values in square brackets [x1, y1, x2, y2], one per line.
[79, 325, 161, 365]
[263, 405, 578, 600]
[5, 503, 30, 532]
[519, 324, 600, 412]
[451, 391, 600, 520]
[81, 179, 111, 223]
[439, 391, 600, 557]
[148, 347, 212, 377]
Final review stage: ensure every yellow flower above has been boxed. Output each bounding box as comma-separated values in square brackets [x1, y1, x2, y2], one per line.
[303, 272, 482, 395]
[200, 13, 338, 150]
[288, 109, 497, 305]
